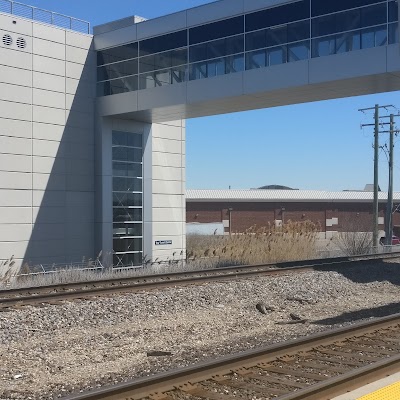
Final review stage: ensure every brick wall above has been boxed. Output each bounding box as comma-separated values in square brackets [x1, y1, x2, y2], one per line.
[186, 201, 390, 234]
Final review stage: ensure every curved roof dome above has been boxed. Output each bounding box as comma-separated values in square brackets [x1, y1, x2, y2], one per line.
[258, 185, 296, 190]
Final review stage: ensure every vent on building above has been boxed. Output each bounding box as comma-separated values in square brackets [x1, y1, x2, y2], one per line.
[16, 37, 26, 49]
[2, 34, 12, 46]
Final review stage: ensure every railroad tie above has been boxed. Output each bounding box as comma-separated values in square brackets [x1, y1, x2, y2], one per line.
[257, 363, 328, 381]
[233, 367, 306, 389]
[177, 382, 233, 399]
[211, 373, 288, 396]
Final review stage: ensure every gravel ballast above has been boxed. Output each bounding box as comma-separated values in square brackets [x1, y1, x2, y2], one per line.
[1, 261, 400, 399]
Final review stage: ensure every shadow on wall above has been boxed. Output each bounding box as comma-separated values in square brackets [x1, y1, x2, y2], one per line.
[22, 44, 96, 268]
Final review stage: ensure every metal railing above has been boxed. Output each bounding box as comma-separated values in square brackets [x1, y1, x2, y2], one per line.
[0, 0, 90, 34]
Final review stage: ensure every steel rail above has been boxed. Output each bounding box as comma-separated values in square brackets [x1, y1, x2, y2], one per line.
[63, 313, 400, 400]
[0, 252, 399, 310]
[1, 251, 399, 297]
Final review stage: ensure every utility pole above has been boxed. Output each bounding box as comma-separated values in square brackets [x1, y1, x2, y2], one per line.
[385, 114, 395, 245]
[373, 104, 379, 249]
[359, 104, 395, 250]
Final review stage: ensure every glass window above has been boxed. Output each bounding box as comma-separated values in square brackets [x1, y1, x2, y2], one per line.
[361, 3, 387, 28]
[113, 177, 142, 192]
[112, 132, 142, 148]
[267, 25, 288, 47]
[113, 193, 143, 207]
[246, 1, 310, 32]
[139, 48, 187, 74]
[335, 31, 361, 53]
[100, 76, 138, 96]
[113, 208, 142, 222]
[226, 54, 244, 73]
[312, 0, 384, 18]
[113, 252, 142, 267]
[245, 50, 267, 70]
[113, 162, 142, 178]
[113, 223, 143, 237]
[127, 133, 142, 148]
[246, 30, 267, 52]
[335, 9, 361, 34]
[312, 36, 336, 57]
[389, 22, 399, 44]
[139, 30, 187, 57]
[312, 14, 336, 37]
[189, 62, 207, 80]
[288, 41, 309, 62]
[287, 20, 310, 43]
[189, 16, 244, 45]
[113, 238, 143, 253]
[112, 147, 142, 162]
[389, 1, 399, 23]
[97, 42, 138, 65]
[190, 34, 244, 63]
[207, 58, 225, 77]
[97, 59, 138, 81]
[171, 66, 187, 84]
[268, 46, 287, 66]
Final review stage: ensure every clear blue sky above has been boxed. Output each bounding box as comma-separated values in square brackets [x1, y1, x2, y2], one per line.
[22, 0, 400, 192]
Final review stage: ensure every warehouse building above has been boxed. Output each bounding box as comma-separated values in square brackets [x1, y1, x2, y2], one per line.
[186, 189, 400, 238]
[0, 0, 399, 268]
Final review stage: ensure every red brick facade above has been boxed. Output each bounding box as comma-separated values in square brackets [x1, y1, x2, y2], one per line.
[186, 201, 400, 234]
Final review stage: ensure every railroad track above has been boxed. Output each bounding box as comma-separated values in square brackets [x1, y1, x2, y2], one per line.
[65, 313, 400, 400]
[0, 252, 399, 311]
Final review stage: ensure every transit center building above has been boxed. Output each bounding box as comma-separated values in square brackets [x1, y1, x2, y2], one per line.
[0, 0, 399, 268]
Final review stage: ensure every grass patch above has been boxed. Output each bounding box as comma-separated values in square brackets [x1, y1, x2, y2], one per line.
[187, 220, 319, 265]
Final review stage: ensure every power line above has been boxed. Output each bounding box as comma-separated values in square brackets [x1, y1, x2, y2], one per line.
[359, 104, 398, 249]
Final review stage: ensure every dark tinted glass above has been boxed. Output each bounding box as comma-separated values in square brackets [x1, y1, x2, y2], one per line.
[189, 35, 243, 62]
[389, 1, 399, 22]
[312, 0, 385, 17]
[112, 131, 142, 148]
[97, 59, 138, 81]
[287, 20, 310, 42]
[113, 238, 143, 252]
[97, 42, 138, 65]
[113, 162, 142, 178]
[113, 193, 142, 207]
[98, 76, 138, 96]
[113, 252, 142, 266]
[267, 25, 288, 46]
[189, 16, 244, 45]
[246, 30, 266, 51]
[139, 48, 187, 73]
[139, 30, 187, 57]
[113, 208, 142, 222]
[246, 1, 310, 32]
[113, 177, 142, 192]
[113, 223, 143, 237]
[361, 3, 387, 28]
[112, 147, 142, 162]
[311, 5, 384, 38]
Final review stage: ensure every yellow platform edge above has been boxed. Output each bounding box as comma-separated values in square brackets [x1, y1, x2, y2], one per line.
[357, 381, 400, 400]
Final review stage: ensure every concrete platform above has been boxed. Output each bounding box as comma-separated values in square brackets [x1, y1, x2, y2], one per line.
[333, 372, 400, 400]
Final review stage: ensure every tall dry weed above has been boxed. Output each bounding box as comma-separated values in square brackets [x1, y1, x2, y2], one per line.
[187, 220, 319, 265]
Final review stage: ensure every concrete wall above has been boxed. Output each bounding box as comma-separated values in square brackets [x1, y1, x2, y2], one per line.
[0, 13, 95, 268]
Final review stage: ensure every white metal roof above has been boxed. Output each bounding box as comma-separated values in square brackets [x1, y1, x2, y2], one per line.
[186, 189, 400, 203]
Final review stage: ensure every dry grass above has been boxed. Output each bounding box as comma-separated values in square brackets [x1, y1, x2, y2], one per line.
[187, 220, 319, 265]
[0, 221, 318, 290]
